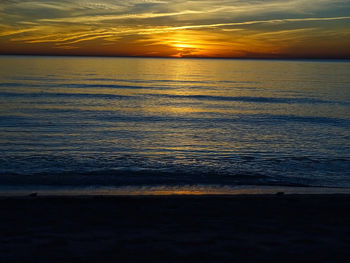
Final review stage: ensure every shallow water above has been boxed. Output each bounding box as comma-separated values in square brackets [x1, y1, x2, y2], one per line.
[0, 56, 349, 188]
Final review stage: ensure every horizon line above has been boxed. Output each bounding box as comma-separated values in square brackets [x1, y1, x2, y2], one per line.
[1, 54, 350, 61]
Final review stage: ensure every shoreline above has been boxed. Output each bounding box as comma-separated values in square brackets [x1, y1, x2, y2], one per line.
[0, 184, 350, 197]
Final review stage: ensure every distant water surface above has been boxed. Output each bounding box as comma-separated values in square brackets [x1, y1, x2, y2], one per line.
[0, 56, 349, 188]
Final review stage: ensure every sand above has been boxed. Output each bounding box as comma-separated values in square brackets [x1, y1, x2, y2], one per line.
[1, 194, 350, 262]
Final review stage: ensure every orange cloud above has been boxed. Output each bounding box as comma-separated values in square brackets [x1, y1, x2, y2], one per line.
[0, 1, 350, 58]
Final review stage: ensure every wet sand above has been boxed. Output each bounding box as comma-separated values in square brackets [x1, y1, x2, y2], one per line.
[1, 194, 350, 262]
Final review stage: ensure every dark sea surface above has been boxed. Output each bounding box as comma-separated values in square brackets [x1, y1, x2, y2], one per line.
[0, 56, 349, 189]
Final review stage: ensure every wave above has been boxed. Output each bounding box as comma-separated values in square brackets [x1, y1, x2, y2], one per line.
[0, 169, 311, 188]
[2, 90, 347, 106]
[0, 91, 132, 100]
[0, 82, 154, 90]
[9, 77, 257, 85]
[1, 110, 349, 127]
[0, 155, 349, 188]
[144, 94, 348, 105]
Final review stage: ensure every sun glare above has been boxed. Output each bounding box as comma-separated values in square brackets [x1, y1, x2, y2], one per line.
[172, 43, 195, 49]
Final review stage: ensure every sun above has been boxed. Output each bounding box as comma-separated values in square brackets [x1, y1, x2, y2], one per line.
[150, 30, 214, 57]
[172, 43, 195, 49]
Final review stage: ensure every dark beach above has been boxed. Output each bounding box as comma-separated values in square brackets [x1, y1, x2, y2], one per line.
[1, 194, 350, 262]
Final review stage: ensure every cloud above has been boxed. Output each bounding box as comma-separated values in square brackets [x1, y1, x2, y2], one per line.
[0, 27, 40, 37]
[1, 0, 350, 58]
[135, 16, 350, 34]
[38, 10, 206, 24]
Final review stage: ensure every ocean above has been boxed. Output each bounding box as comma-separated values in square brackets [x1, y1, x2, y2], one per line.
[0, 56, 349, 193]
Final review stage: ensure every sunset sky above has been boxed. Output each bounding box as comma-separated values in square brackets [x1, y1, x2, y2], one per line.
[1, 0, 350, 58]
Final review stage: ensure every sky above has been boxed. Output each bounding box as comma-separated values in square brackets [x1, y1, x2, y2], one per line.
[0, 0, 350, 58]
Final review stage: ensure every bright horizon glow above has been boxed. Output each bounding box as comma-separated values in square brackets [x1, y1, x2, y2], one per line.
[0, 0, 350, 58]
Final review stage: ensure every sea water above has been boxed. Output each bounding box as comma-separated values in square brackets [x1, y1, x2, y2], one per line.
[0, 56, 349, 190]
